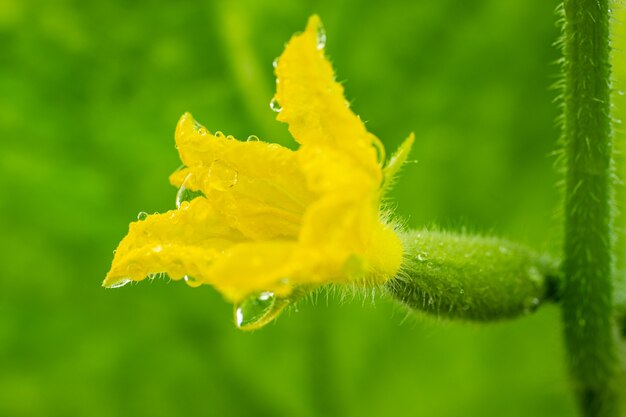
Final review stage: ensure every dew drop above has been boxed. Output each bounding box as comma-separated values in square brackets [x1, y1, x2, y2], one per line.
[207, 160, 238, 191]
[270, 97, 282, 113]
[192, 119, 208, 136]
[176, 174, 205, 208]
[137, 211, 149, 221]
[234, 291, 290, 330]
[315, 22, 326, 50]
[247, 135, 260, 142]
[272, 57, 279, 68]
[107, 278, 132, 289]
[215, 131, 225, 139]
[184, 275, 202, 288]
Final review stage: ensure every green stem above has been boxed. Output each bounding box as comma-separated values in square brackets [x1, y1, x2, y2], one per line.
[561, 0, 618, 415]
[386, 230, 559, 321]
[214, 3, 286, 145]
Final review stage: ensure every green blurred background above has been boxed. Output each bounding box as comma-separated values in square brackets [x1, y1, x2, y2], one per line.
[2, 0, 625, 416]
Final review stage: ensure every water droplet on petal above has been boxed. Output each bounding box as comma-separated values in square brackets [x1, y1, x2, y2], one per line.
[137, 211, 149, 221]
[272, 57, 279, 68]
[247, 135, 259, 142]
[270, 98, 282, 113]
[191, 120, 209, 136]
[184, 275, 202, 288]
[315, 22, 326, 50]
[176, 174, 205, 208]
[107, 278, 132, 289]
[234, 291, 291, 330]
[215, 131, 225, 139]
[207, 160, 238, 191]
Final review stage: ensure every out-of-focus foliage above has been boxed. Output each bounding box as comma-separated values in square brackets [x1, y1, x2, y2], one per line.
[4, 0, 624, 416]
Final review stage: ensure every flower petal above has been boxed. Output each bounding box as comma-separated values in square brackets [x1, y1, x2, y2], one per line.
[170, 113, 315, 240]
[299, 192, 403, 282]
[103, 198, 245, 288]
[274, 15, 383, 184]
[172, 113, 303, 183]
[296, 144, 375, 195]
[209, 241, 299, 302]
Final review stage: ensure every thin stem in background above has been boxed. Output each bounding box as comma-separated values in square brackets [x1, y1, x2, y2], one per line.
[214, 3, 288, 146]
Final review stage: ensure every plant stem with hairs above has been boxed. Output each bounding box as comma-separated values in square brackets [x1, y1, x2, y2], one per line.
[560, 0, 618, 415]
[387, 2, 622, 415]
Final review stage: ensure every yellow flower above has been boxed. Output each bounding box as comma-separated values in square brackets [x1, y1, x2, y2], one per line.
[104, 15, 413, 329]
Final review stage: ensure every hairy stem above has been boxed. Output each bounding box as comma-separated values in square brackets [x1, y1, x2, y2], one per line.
[386, 230, 559, 321]
[561, 0, 618, 415]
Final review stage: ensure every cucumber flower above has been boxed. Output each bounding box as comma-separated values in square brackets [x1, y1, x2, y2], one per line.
[104, 15, 413, 329]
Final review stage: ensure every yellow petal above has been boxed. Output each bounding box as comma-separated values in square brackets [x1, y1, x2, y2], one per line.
[274, 15, 383, 184]
[299, 192, 403, 282]
[172, 113, 302, 181]
[296, 144, 374, 194]
[209, 241, 299, 302]
[170, 113, 315, 240]
[103, 198, 245, 288]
